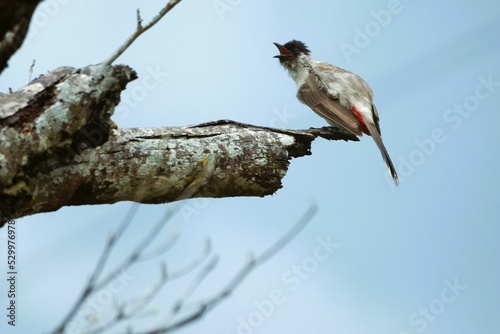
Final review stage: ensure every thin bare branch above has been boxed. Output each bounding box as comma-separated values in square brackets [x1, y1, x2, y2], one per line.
[28, 59, 35, 83]
[53, 205, 175, 333]
[136, 229, 180, 262]
[171, 255, 220, 314]
[137, 203, 319, 334]
[167, 238, 212, 281]
[90, 264, 168, 334]
[208, 203, 318, 300]
[103, 0, 183, 65]
[136, 9, 143, 30]
[93, 207, 177, 293]
[53, 203, 140, 334]
[89, 238, 213, 334]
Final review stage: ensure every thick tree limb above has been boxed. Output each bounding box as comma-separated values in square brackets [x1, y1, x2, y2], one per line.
[0, 1, 357, 227]
[0, 64, 357, 226]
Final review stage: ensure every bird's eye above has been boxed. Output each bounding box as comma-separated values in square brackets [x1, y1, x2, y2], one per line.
[294, 48, 299, 53]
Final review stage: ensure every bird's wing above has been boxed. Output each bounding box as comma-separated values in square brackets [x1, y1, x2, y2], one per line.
[297, 79, 362, 136]
[311, 61, 374, 100]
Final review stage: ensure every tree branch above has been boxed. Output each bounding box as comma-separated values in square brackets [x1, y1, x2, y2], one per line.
[51, 200, 317, 334]
[53, 203, 208, 334]
[138, 204, 318, 334]
[103, 0, 183, 65]
[0, 64, 356, 226]
[0, 2, 358, 227]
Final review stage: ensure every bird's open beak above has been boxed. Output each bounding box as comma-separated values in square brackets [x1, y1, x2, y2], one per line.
[273, 42, 293, 58]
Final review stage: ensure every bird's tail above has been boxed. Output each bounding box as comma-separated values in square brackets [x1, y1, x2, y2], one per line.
[365, 122, 399, 185]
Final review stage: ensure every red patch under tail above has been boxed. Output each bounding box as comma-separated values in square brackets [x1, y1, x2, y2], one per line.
[351, 106, 370, 135]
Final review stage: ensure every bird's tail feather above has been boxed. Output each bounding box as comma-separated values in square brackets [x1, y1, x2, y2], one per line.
[365, 122, 399, 185]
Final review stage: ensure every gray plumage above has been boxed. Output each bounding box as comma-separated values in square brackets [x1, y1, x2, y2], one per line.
[274, 40, 398, 185]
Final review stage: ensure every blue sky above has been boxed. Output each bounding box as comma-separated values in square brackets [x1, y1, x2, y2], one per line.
[1, 0, 499, 333]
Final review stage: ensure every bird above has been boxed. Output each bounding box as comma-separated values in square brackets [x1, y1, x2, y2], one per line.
[273, 40, 399, 185]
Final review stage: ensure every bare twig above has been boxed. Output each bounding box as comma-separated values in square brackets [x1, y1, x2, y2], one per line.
[166, 238, 213, 281]
[53, 200, 317, 334]
[28, 59, 35, 83]
[53, 204, 140, 334]
[53, 205, 178, 334]
[136, 203, 319, 334]
[136, 230, 180, 262]
[171, 255, 220, 314]
[90, 239, 213, 334]
[103, 0, 183, 65]
[89, 264, 168, 334]
[95, 208, 178, 291]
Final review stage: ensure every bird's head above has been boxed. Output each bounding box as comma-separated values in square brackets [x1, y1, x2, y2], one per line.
[273, 40, 311, 69]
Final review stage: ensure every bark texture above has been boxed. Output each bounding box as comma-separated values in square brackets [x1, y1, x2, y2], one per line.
[0, 64, 357, 227]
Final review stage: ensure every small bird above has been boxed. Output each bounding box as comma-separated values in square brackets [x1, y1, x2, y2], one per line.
[273, 40, 399, 185]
